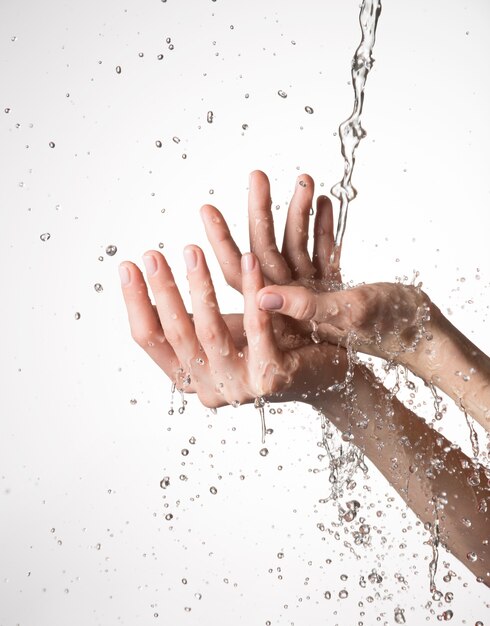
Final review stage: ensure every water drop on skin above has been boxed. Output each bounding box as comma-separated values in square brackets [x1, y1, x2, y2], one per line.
[40, 233, 51, 242]
[466, 551, 477, 562]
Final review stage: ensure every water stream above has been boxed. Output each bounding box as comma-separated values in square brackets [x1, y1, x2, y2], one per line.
[330, 0, 382, 269]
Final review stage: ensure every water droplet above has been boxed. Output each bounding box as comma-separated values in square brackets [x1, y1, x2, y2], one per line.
[368, 571, 382, 584]
[181, 153, 187, 159]
[94, 283, 103, 292]
[461, 517, 472, 528]
[74, 312, 81, 320]
[207, 111, 214, 123]
[160, 476, 170, 489]
[468, 473, 480, 486]
[105, 244, 117, 256]
[466, 551, 477, 562]
[4, 107, 11, 114]
[442, 610, 453, 621]
[259, 448, 269, 457]
[277, 90, 288, 98]
[165, 513, 173, 520]
[195, 592, 202, 600]
[324, 591, 331, 599]
[305, 106, 314, 114]
[277, 552, 284, 559]
[394, 607, 406, 624]
[172, 136, 180, 144]
[209, 189, 214, 195]
[181, 449, 189, 456]
[155, 140, 162, 148]
[129, 398, 137, 405]
[40, 232, 51, 242]
[210, 486, 217, 494]
[115, 66, 122, 74]
[338, 589, 348, 599]
[242, 123, 248, 130]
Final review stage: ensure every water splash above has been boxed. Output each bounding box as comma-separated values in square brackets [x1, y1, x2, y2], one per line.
[254, 396, 267, 444]
[330, 0, 382, 268]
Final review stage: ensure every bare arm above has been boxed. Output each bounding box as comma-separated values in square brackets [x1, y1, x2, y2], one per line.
[292, 357, 490, 586]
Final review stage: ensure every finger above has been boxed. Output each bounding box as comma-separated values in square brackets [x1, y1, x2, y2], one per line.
[257, 284, 365, 337]
[184, 245, 237, 385]
[119, 261, 182, 378]
[241, 253, 285, 397]
[200, 204, 243, 292]
[281, 174, 317, 279]
[142, 251, 201, 375]
[312, 195, 335, 278]
[248, 170, 291, 284]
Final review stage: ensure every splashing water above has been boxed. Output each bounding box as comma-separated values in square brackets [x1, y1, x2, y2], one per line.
[330, 0, 382, 268]
[254, 396, 267, 444]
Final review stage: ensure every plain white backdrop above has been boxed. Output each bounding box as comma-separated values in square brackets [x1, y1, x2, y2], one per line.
[1, 0, 489, 624]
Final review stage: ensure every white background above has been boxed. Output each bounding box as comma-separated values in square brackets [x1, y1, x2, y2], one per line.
[1, 0, 489, 624]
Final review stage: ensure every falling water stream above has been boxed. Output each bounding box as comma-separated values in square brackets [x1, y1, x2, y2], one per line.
[330, 0, 382, 268]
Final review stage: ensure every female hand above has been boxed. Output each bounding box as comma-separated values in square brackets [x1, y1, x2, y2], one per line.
[118, 247, 347, 409]
[200, 169, 434, 363]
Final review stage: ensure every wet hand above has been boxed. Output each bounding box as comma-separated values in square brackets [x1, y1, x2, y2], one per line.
[200, 170, 341, 290]
[119, 248, 346, 409]
[257, 281, 433, 363]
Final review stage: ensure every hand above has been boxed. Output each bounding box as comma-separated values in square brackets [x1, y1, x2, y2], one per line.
[119, 248, 347, 409]
[200, 170, 341, 290]
[257, 281, 434, 363]
[200, 170, 432, 363]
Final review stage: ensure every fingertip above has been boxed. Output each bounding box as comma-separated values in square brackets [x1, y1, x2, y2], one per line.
[241, 252, 256, 273]
[258, 292, 284, 311]
[200, 204, 218, 220]
[296, 173, 314, 190]
[118, 262, 131, 287]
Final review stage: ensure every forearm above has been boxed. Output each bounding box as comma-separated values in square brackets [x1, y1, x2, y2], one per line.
[298, 358, 489, 585]
[401, 302, 490, 432]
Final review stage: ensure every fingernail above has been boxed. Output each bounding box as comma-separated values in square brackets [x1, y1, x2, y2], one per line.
[119, 264, 131, 286]
[143, 254, 157, 276]
[259, 293, 284, 310]
[184, 248, 198, 271]
[242, 253, 255, 272]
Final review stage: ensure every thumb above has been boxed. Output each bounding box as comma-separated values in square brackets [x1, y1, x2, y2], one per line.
[257, 285, 320, 321]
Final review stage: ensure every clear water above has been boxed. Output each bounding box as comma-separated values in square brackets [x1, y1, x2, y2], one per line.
[330, 0, 382, 269]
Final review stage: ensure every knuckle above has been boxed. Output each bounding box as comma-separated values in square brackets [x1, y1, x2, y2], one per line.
[290, 288, 317, 320]
[196, 321, 222, 345]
